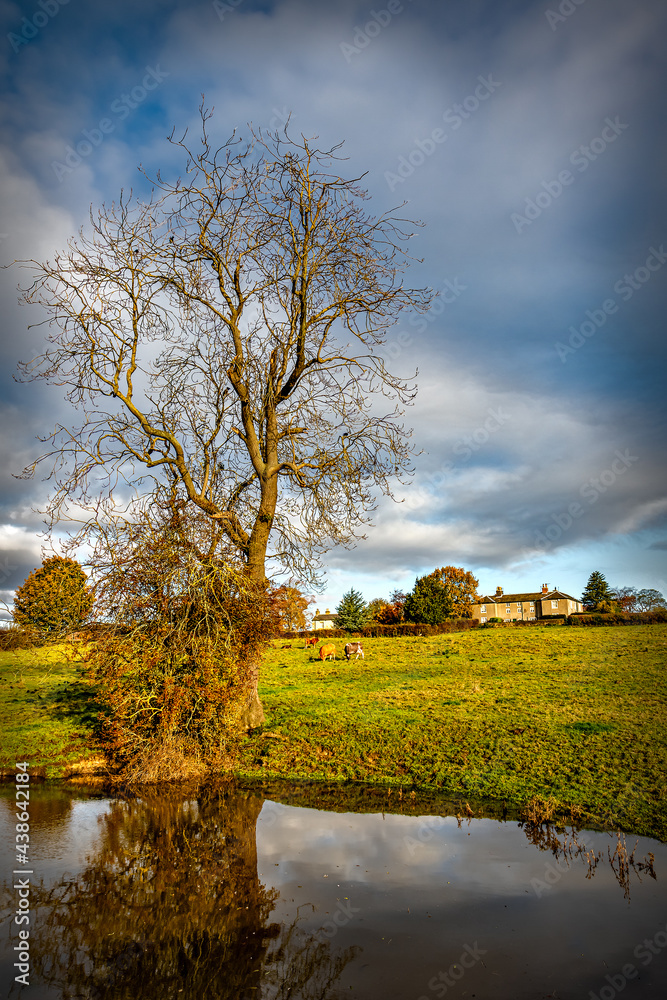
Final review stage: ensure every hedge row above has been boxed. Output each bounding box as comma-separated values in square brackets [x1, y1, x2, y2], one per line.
[280, 619, 479, 640]
[0, 626, 42, 650]
[279, 610, 667, 640]
[480, 611, 667, 628]
[0, 623, 106, 649]
[565, 610, 667, 626]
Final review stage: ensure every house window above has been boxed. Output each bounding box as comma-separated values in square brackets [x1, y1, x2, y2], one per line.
[481, 616, 486, 622]
[530, 603, 535, 610]
[517, 603, 523, 611]
[506, 604, 511, 612]
[551, 600, 558, 609]
[480, 605, 486, 612]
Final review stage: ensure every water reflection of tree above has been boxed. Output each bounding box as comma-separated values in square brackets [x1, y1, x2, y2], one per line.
[451, 799, 657, 900]
[28, 784, 357, 999]
[517, 818, 656, 901]
[0, 785, 73, 831]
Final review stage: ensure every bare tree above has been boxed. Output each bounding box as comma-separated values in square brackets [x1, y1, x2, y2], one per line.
[15, 107, 432, 726]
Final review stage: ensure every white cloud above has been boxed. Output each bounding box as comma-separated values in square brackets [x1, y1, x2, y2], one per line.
[612, 497, 667, 535]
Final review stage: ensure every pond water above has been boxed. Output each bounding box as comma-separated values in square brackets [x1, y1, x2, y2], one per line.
[0, 782, 665, 999]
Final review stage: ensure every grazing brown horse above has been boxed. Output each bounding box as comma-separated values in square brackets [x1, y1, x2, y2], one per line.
[319, 643, 336, 661]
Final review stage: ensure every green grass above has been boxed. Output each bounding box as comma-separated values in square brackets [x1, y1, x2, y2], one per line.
[0, 644, 101, 778]
[1, 625, 666, 839]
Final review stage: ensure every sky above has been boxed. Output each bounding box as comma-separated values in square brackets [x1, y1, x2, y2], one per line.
[1, 0, 666, 617]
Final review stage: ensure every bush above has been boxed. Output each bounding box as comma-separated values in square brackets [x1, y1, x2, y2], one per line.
[566, 610, 667, 626]
[280, 620, 479, 640]
[90, 546, 278, 781]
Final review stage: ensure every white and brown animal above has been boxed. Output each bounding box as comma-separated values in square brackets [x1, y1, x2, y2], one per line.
[344, 642, 364, 660]
[319, 643, 336, 661]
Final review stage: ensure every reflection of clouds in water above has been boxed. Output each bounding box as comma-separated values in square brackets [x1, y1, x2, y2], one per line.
[0, 791, 110, 883]
[259, 803, 459, 879]
[255, 799, 667, 999]
[258, 804, 506, 890]
[256, 802, 660, 900]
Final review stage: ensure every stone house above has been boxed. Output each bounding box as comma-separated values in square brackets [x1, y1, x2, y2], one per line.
[312, 609, 338, 630]
[471, 584, 583, 623]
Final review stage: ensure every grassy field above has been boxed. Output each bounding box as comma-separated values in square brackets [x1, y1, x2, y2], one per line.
[1, 625, 666, 839]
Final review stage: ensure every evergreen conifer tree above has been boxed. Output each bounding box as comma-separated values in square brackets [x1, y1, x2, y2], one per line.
[335, 588, 370, 632]
[581, 571, 614, 610]
[13, 556, 94, 635]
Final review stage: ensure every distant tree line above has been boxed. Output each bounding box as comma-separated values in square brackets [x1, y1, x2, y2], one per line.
[332, 566, 479, 632]
[582, 571, 667, 614]
[6, 561, 666, 643]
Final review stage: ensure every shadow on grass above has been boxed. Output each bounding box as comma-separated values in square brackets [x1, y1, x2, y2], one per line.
[564, 722, 615, 734]
[44, 674, 109, 741]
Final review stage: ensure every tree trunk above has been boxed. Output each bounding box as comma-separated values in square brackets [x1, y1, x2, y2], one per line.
[239, 654, 265, 729]
[239, 479, 278, 729]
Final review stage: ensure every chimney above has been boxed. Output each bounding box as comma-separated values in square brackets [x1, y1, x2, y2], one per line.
[542, 583, 548, 594]
[495, 586, 503, 596]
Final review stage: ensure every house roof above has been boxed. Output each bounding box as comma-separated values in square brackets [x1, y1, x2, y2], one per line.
[313, 613, 338, 621]
[476, 590, 580, 604]
[477, 592, 541, 603]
